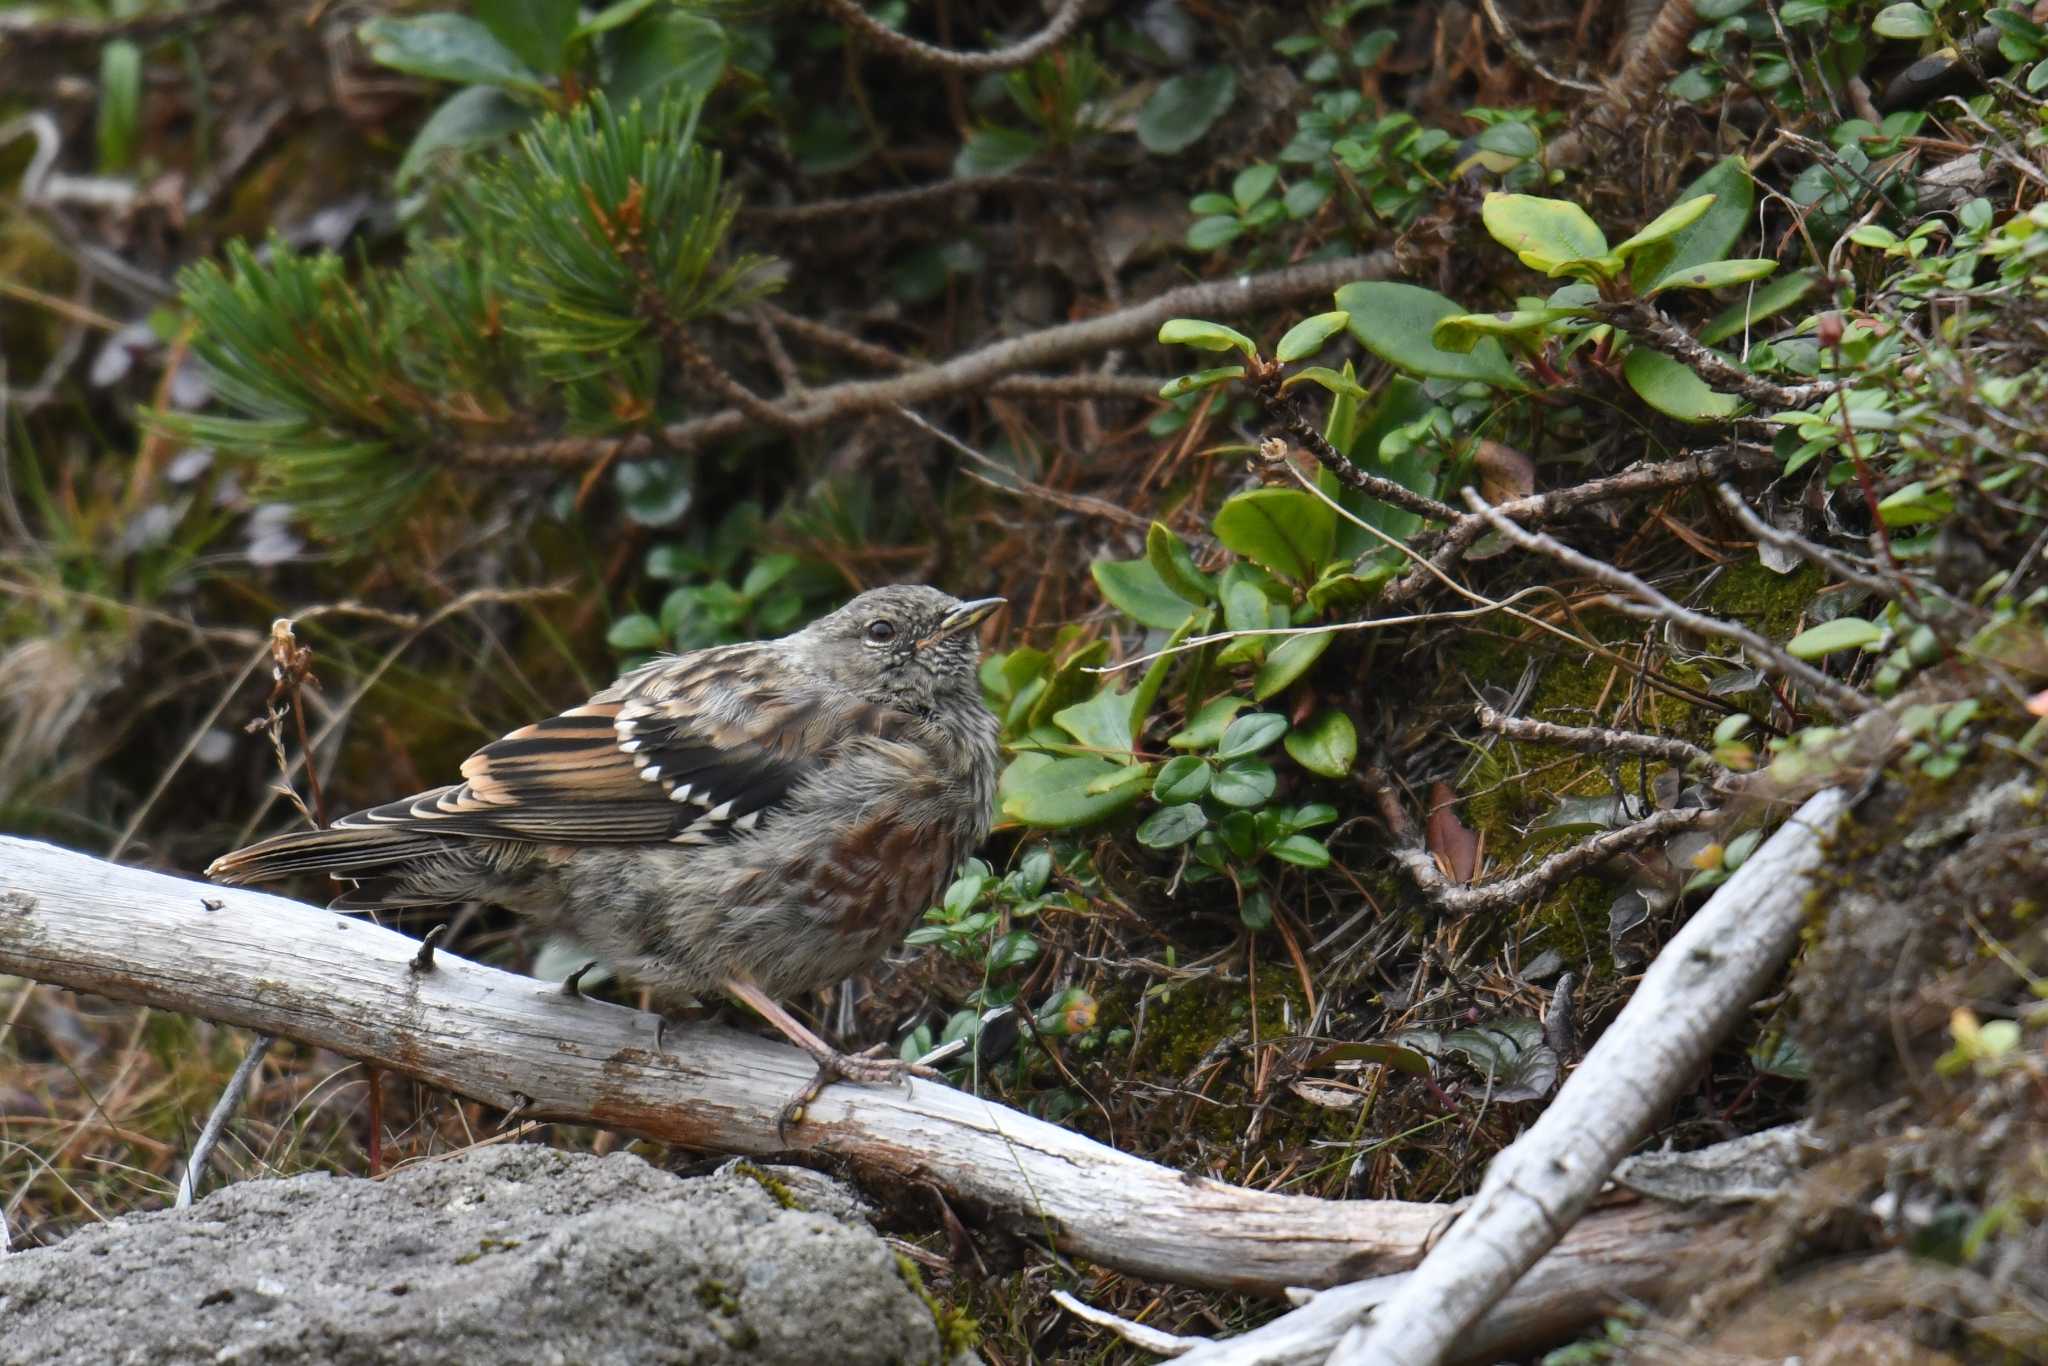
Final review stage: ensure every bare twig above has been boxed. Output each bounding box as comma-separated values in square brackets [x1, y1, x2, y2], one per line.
[1371, 773, 1713, 915]
[460, 254, 1396, 468]
[818, 0, 1088, 74]
[1465, 490, 1876, 717]
[1600, 298, 1839, 410]
[1248, 381, 1460, 525]
[1475, 702, 1721, 775]
[1381, 444, 1776, 608]
[742, 174, 1102, 226]
[173, 1034, 275, 1208]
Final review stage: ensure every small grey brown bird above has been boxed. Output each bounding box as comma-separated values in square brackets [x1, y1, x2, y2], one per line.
[208, 584, 1004, 1121]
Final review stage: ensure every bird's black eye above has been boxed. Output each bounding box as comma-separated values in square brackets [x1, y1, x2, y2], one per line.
[864, 619, 897, 644]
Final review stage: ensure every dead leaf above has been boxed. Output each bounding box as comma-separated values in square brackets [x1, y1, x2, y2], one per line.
[1428, 781, 1481, 884]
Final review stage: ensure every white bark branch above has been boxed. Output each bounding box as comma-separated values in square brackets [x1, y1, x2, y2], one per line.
[1, 836, 1740, 1358]
[1319, 788, 1849, 1366]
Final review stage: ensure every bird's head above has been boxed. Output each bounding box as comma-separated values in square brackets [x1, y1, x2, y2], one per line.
[790, 584, 1005, 717]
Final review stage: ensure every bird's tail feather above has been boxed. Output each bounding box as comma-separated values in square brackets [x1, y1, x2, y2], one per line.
[205, 824, 446, 887]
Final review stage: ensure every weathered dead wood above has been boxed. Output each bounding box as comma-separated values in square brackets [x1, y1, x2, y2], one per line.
[2, 835, 1725, 1355]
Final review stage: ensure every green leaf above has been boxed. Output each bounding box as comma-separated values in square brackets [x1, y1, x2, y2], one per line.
[96, 40, 141, 174]
[476, 0, 579, 74]
[1170, 696, 1248, 751]
[398, 86, 535, 185]
[1646, 258, 1779, 295]
[987, 929, 1040, 971]
[1282, 365, 1371, 398]
[1786, 618, 1885, 659]
[1431, 308, 1574, 353]
[1480, 193, 1610, 274]
[1611, 193, 1717, 258]
[1274, 311, 1351, 364]
[1136, 66, 1237, 154]
[1622, 348, 1742, 423]
[1232, 163, 1279, 210]
[1698, 270, 1817, 345]
[572, 0, 661, 40]
[999, 753, 1147, 828]
[1158, 365, 1245, 399]
[615, 459, 692, 526]
[1053, 686, 1142, 756]
[1146, 522, 1214, 605]
[1211, 758, 1278, 808]
[1153, 755, 1211, 803]
[1252, 630, 1333, 699]
[606, 612, 665, 651]
[1876, 481, 1954, 526]
[1629, 157, 1754, 293]
[1871, 3, 1934, 39]
[1284, 709, 1357, 777]
[1268, 834, 1332, 868]
[603, 10, 727, 109]
[1186, 216, 1244, 251]
[358, 15, 547, 95]
[1085, 762, 1153, 796]
[1335, 281, 1529, 390]
[1092, 557, 1199, 630]
[954, 126, 1041, 176]
[1213, 488, 1336, 583]
[1216, 711, 1288, 759]
[1158, 318, 1258, 358]
[1136, 802, 1208, 849]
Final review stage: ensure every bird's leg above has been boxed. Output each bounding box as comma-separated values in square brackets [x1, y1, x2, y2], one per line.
[721, 975, 940, 1138]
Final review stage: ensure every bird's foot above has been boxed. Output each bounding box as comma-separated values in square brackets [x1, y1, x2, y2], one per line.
[775, 1043, 941, 1142]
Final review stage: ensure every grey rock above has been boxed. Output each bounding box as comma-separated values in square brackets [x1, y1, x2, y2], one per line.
[0, 1145, 964, 1366]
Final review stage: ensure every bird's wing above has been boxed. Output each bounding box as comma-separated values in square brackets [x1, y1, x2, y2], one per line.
[336, 646, 892, 846]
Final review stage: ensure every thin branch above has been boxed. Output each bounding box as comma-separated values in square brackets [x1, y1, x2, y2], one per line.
[1475, 702, 1721, 775]
[1465, 490, 1876, 716]
[818, 0, 1089, 74]
[174, 1034, 275, 1208]
[459, 253, 1396, 468]
[1370, 774, 1713, 916]
[1600, 298, 1839, 410]
[1250, 382, 1460, 524]
[742, 174, 1103, 226]
[1381, 444, 1776, 609]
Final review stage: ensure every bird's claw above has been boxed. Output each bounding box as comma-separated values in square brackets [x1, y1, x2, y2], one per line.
[774, 1045, 942, 1143]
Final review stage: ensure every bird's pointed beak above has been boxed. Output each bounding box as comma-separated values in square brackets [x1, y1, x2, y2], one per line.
[923, 597, 1005, 646]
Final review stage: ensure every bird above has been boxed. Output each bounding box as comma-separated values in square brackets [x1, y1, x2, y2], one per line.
[208, 584, 1006, 1126]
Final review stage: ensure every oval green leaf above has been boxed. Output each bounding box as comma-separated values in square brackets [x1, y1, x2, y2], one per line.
[1158, 365, 1245, 399]
[1253, 630, 1333, 700]
[1274, 310, 1351, 363]
[1092, 557, 1199, 630]
[1137, 66, 1237, 154]
[1647, 258, 1779, 295]
[358, 15, 546, 95]
[1158, 318, 1257, 358]
[1213, 488, 1336, 583]
[1216, 711, 1288, 759]
[1622, 348, 1743, 423]
[1335, 281, 1529, 390]
[1136, 802, 1208, 849]
[1146, 522, 1214, 605]
[1211, 758, 1279, 808]
[1611, 193, 1717, 258]
[1480, 193, 1610, 272]
[1152, 755, 1211, 803]
[1284, 709, 1358, 777]
[999, 753, 1148, 829]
